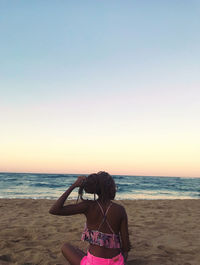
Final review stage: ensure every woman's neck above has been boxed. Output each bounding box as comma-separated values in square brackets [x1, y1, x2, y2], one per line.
[97, 197, 110, 204]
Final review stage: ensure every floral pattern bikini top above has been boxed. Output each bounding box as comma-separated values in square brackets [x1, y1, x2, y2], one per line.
[81, 201, 121, 249]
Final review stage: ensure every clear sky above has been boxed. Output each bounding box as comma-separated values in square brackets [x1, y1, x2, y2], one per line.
[1, 1, 200, 177]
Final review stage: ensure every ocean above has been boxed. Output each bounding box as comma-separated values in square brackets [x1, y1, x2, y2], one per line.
[0, 172, 200, 200]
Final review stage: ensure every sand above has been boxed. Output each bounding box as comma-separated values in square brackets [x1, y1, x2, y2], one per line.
[0, 199, 199, 265]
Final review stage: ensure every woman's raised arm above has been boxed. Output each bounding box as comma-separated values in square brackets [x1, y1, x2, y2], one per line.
[49, 176, 88, 216]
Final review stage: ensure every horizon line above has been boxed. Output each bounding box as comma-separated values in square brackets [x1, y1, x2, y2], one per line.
[0, 171, 199, 179]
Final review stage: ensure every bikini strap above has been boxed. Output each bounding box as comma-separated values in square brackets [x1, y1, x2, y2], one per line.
[96, 200, 105, 216]
[97, 201, 115, 234]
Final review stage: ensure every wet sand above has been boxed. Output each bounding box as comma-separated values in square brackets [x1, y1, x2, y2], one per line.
[0, 199, 199, 265]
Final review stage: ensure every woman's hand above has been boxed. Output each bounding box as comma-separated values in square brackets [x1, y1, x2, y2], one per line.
[72, 176, 86, 188]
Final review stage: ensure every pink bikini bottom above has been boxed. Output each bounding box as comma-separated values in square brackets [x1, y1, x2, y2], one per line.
[80, 251, 124, 265]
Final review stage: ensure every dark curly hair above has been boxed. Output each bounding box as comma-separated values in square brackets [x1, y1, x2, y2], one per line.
[78, 171, 116, 202]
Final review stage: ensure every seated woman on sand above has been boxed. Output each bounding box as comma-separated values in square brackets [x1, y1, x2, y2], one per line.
[49, 171, 131, 265]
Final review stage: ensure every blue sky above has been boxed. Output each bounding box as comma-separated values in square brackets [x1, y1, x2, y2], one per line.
[1, 1, 200, 176]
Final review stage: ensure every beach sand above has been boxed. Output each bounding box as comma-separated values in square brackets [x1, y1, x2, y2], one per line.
[0, 199, 199, 265]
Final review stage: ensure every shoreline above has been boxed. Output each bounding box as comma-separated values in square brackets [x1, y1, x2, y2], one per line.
[0, 199, 200, 265]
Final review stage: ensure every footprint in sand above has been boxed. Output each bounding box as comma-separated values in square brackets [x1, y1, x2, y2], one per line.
[0, 255, 11, 262]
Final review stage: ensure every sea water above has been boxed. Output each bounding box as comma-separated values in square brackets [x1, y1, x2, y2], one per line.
[0, 172, 199, 200]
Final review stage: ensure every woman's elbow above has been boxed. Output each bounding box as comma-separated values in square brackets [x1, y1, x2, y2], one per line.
[49, 207, 59, 215]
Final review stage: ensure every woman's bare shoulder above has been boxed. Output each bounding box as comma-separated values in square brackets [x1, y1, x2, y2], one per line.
[111, 201, 127, 214]
[111, 201, 125, 208]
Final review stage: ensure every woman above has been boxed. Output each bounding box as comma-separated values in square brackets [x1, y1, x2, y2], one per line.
[49, 171, 131, 265]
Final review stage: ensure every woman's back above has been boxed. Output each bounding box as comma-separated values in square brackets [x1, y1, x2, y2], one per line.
[83, 199, 128, 258]
[85, 200, 123, 233]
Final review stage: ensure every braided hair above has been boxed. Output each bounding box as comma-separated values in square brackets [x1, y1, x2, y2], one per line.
[78, 171, 116, 202]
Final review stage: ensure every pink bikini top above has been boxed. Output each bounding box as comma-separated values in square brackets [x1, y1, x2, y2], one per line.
[81, 201, 121, 249]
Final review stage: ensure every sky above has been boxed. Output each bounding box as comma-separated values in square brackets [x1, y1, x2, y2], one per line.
[0, 1, 200, 177]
